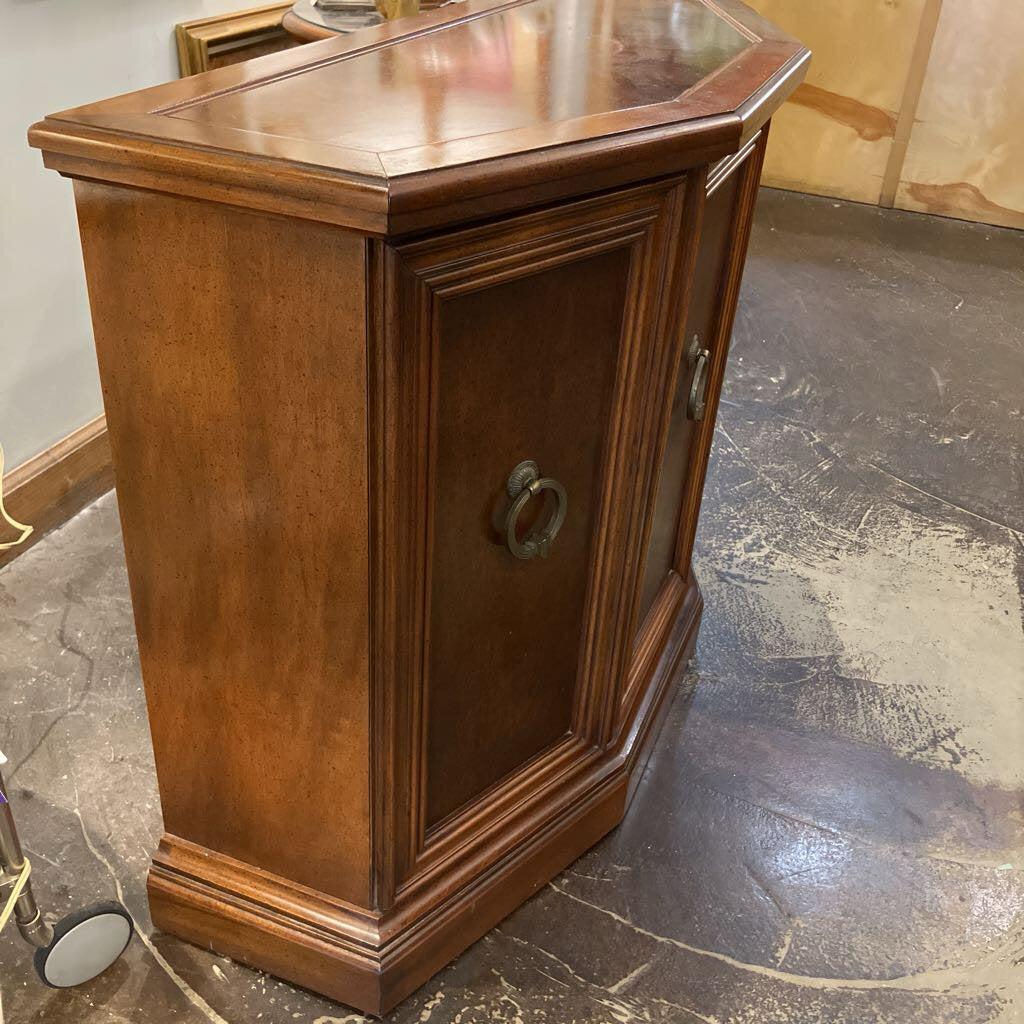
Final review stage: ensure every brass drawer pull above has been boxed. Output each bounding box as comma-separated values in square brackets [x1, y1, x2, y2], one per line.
[688, 342, 710, 421]
[503, 460, 568, 560]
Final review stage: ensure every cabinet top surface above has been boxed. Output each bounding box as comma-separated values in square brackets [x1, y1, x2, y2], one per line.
[175, 0, 750, 151]
[30, 0, 808, 234]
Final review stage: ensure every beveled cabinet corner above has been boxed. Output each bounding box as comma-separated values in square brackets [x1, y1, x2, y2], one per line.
[29, 0, 808, 1013]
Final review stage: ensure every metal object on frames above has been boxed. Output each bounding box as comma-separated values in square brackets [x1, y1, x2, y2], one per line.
[686, 333, 710, 421]
[503, 460, 568, 560]
[0, 760, 53, 949]
[0, 752, 134, 987]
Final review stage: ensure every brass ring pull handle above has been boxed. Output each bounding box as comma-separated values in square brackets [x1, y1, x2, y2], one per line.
[503, 460, 568, 560]
[688, 347, 710, 421]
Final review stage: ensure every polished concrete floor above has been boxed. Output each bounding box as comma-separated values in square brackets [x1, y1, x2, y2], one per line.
[1, 189, 1022, 1023]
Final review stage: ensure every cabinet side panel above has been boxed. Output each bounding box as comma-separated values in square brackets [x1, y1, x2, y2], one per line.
[73, 183, 372, 904]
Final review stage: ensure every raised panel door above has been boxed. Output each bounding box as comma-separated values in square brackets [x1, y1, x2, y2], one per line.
[375, 180, 691, 887]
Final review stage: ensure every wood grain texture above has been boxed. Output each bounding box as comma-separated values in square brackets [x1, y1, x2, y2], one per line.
[32, 1, 806, 1012]
[149, 566, 706, 1016]
[748, 0, 930, 204]
[74, 182, 373, 905]
[424, 249, 628, 825]
[371, 181, 686, 902]
[626, 136, 759, 730]
[635, 169, 741, 631]
[175, 3, 298, 77]
[879, 0, 943, 209]
[76, 149, 768, 1012]
[894, 1, 1024, 229]
[743, 0, 1021, 228]
[280, 9, 326, 43]
[675, 130, 769, 576]
[29, 0, 807, 235]
[0, 416, 113, 571]
[176, 0, 752, 151]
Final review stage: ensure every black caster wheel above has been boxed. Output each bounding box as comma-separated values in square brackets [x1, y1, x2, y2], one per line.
[33, 900, 133, 988]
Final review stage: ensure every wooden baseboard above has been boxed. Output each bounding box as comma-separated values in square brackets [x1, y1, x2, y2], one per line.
[0, 415, 113, 571]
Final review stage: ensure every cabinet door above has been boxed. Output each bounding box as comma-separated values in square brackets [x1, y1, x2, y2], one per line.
[375, 182, 685, 885]
[634, 172, 742, 628]
[634, 135, 767, 646]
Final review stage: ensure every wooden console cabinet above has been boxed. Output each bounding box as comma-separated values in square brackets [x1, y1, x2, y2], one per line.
[30, 0, 807, 1013]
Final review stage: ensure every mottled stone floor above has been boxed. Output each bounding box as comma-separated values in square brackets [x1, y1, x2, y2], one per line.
[1, 189, 1022, 1023]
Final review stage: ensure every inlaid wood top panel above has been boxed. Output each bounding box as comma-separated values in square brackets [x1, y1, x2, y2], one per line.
[29, 0, 808, 232]
[172, 0, 752, 152]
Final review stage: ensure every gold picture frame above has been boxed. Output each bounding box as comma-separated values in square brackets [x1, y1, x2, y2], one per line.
[175, 2, 298, 77]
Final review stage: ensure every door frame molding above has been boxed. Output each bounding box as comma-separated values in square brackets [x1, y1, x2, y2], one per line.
[368, 179, 692, 908]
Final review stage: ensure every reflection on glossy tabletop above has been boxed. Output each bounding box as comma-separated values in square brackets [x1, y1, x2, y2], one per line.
[283, 0, 384, 43]
[183, 0, 751, 151]
[30, 0, 808, 235]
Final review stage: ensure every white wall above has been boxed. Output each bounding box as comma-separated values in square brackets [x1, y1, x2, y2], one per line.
[0, 0, 250, 469]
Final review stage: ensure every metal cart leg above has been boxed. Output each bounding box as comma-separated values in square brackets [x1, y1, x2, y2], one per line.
[0, 764, 53, 949]
[0, 498, 134, 988]
[0, 759, 133, 988]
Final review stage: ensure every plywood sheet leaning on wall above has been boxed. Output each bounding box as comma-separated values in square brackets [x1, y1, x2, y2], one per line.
[745, 0, 1023, 229]
[746, 0, 929, 205]
[894, 2, 1024, 230]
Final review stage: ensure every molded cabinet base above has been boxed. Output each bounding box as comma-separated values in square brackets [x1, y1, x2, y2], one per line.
[148, 580, 702, 1017]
